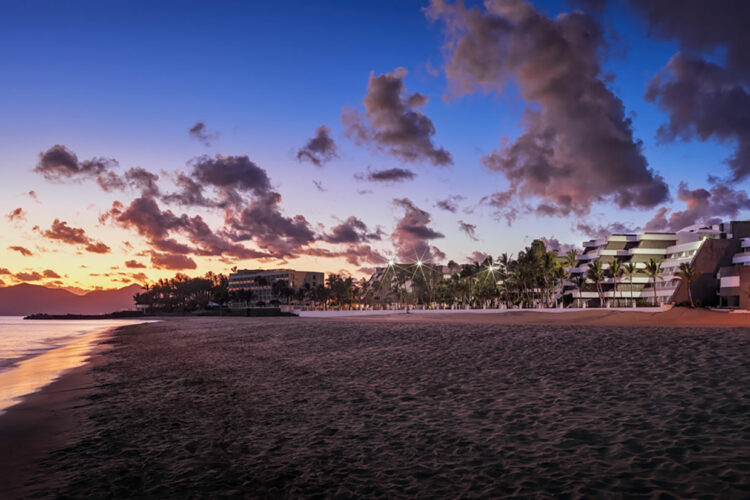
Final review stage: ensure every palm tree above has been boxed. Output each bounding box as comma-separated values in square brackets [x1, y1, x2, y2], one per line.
[564, 249, 578, 270]
[644, 258, 664, 306]
[573, 274, 586, 308]
[587, 259, 606, 307]
[675, 262, 699, 308]
[623, 262, 637, 307]
[609, 259, 623, 308]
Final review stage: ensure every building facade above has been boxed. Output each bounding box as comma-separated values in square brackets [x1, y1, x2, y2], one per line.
[228, 269, 324, 305]
[569, 221, 750, 307]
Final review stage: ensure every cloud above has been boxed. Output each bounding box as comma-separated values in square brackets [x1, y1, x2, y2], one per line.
[189, 121, 219, 146]
[43, 269, 61, 279]
[342, 67, 453, 166]
[428, 0, 669, 216]
[467, 250, 489, 264]
[391, 198, 445, 262]
[7, 208, 25, 222]
[125, 260, 147, 269]
[312, 180, 327, 192]
[435, 195, 465, 213]
[40, 219, 111, 254]
[0, 268, 11, 275]
[190, 154, 272, 206]
[225, 192, 317, 257]
[539, 236, 578, 255]
[15, 271, 42, 281]
[324, 216, 382, 244]
[8, 246, 33, 256]
[643, 181, 750, 231]
[34, 145, 119, 182]
[645, 53, 750, 181]
[103, 197, 272, 260]
[297, 125, 338, 167]
[28, 190, 40, 202]
[458, 220, 478, 240]
[625, 1, 750, 181]
[161, 173, 214, 207]
[355, 166, 416, 183]
[149, 252, 197, 270]
[575, 221, 636, 239]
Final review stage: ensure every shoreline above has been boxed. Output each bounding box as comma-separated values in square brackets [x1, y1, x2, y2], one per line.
[0, 324, 121, 497]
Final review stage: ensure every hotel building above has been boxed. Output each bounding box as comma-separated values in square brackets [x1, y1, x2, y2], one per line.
[569, 221, 750, 307]
[228, 269, 324, 305]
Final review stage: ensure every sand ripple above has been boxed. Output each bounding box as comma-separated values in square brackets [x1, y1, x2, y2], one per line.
[33, 318, 750, 498]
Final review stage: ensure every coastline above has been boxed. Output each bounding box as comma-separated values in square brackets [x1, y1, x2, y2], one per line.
[0, 324, 120, 497]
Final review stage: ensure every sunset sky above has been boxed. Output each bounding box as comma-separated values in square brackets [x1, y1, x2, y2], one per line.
[2, 0, 749, 291]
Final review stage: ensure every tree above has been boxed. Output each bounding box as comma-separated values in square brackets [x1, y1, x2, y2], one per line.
[587, 259, 606, 307]
[644, 258, 664, 306]
[609, 259, 623, 307]
[676, 262, 699, 308]
[623, 262, 637, 308]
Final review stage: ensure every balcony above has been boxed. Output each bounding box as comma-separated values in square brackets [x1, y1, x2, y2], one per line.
[732, 253, 750, 265]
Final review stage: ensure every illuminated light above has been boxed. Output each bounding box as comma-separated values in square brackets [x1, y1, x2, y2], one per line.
[416, 260, 422, 266]
[388, 259, 394, 266]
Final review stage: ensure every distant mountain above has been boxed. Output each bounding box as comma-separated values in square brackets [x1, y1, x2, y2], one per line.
[0, 283, 144, 316]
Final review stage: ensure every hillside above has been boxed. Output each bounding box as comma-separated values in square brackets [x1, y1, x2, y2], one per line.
[0, 283, 143, 316]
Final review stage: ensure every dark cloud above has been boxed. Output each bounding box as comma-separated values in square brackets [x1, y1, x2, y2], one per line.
[312, 180, 327, 192]
[28, 190, 39, 202]
[324, 216, 382, 244]
[161, 173, 214, 207]
[35, 145, 119, 182]
[125, 260, 146, 269]
[355, 166, 416, 183]
[190, 154, 272, 206]
[9, 246, 33, 257]
[435, 195, 465, 213]
[40, 219, 111, 254]
[7, 208, 25, 222]
[103, 197, 271, 260]
[539, 236, 577, 255]
[429, 0, 668, 216]
[643, 181, 750, 231]
[149, 252, 197, 270]
[467, 250, 489, 264]
[575, 221, 636, 239]
[15, 271, 42, 281]
[480, 189, 518, 225]
[391, 198, 445, 262]
[645, 54, 750, 181]
[0, 268, 11, 275]
[297, 125, 338, 167]
[458, 220, 478, 240]
[225, 192, 317, 257]
[626, 1, 750, 181]
[43, 269, 61, 279]
[342, 67, 453, 166]
[189, 121, 218, 146]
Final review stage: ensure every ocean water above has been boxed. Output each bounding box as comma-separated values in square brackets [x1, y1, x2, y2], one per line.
[0, 316, 147, 413]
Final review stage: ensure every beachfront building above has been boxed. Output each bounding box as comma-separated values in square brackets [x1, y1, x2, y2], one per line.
[717, 227, 750, 308]
[568, 221, 750, 307]
[228, 269, 324, 306]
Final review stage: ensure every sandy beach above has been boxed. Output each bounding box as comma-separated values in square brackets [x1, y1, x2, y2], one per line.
[3, 313, 750, 497]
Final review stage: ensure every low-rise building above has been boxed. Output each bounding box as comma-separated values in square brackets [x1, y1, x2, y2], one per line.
[228, 269, 324, 305]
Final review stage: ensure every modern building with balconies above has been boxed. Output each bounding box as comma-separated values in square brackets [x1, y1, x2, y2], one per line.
[568, 221, 750, 307]
[228, 269, 324, 305]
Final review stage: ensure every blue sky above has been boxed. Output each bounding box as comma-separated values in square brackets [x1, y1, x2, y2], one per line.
[0, 0, 746, 287]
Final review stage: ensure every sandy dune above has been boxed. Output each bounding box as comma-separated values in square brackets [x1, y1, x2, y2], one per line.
[6, 316, 750, 497]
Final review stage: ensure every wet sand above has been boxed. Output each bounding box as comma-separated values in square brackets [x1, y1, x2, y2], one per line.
[4, 316, 750, 497]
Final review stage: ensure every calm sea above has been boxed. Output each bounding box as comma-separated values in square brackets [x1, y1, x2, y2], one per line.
[0, 316, 148, 413]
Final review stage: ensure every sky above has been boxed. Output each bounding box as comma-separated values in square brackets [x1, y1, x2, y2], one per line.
[1, 0, 749, 291]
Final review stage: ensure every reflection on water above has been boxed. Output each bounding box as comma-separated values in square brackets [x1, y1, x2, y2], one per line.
[0, 317, 154, 414]
[0, 329, 106, 412]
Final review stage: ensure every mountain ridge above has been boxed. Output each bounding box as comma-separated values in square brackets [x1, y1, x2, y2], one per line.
[0, 283, 143, 316]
